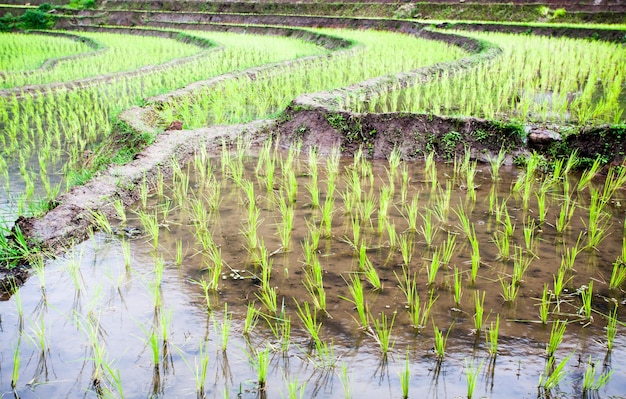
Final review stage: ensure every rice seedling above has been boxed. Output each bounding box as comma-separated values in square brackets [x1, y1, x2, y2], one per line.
[538, 354, 572, 390]
[276, 193, 295, 251]
[195, 340, 210, 398]
[606, 306, 619, 351]
[433, 322, 452, 360]
[320, 196, 335, 238]
[338, 363, 352, 399]
[255, 345, 271, 390]
[295, 300, 322, 345]
[214, 304, 232, 352]
[340, 273, 369, 329]
[368, 310, 396, 356]
[486, 314, 500, 356]
[303, 259, 327, 312]
[499, 276, 520, 303]
[512, 246, 532, 285]
[555, 196, 577, 234]
[419, 209, 438, 247]
[539, 284, 551, 325]
[546, 320, 567, 358]
[601, 164, 626, 205]
[311, 339, 338, 369]
[387, 221, 398, 250]
[136, 210, 160, 250]
[191, 277, 213, 312]
[398, 232, 414, 266]
[285, 376, 306, 399]
[489, 147, 507, 181]
[523, 217, 538, 254]
[242, 206, 262, 252]
[400, 164, 410, 204]
[492, 231, 510, 260]
[552, 266, 571, 303]
[584, 189, 612, 250]
[427, 251, 441, 286]
[378, 185, 394, 234]
[454, 204, 473, 239]
[432, 182, 452, 224]
[577, 156, 603, 192]
[465, 358, 483, 399]
[257, 286, 279, 316]
[401, 196, 420, 233]
[582, 355, 614, 393]
[474, 291, 486, 333]
[469, 228, 481, 286]
[11, 336, 21, 389]
[439, 233, 457, 266]
[578, 281, 594, 321]
[362, 253, 382, 291]
[399, 352, 410, 399]
[243, 303, 260, 336]
[446, 264, 461, 306]
[611, 261, 626, 289]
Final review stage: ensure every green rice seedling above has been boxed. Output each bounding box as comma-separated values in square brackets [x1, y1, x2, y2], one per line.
[469, 228, 481, 286]
[492, 231, 510, 260]
[90, 210, 113, 235]
[368, 310, 396, 356]
[465, 358, 483, 399]
[538, 354, 572, 390]
[31, 254, 46, 293]
[582, 355, 614, 392]
[427, 251, 441, 286]
[600, 164, 626, 205]
[499, 277, 519, 303]
[535, 190, 548, 225]
[453, 266, 463, 306]
[387, 222, 398, 250]
[362, 254, 382, 291]
[433, 322, 452, 360]
[295, 300, 322, 345]
[464, 159, 478, 203]
[610, 259, 626, 290]
[112, 199, 127, 225]
[584, 190, 611, 250]
[191, 277, 213, 312]
[555, 196, 576, 234]
[174, 239, 183, 266]
[453, 204, 473, 239]
[255, 345, 271, 390]
[606, 306, 618, 351]
[387, 148, 402, 180]
[439, 233, 457, 266]
[419, 209, 438, 247]
[320, 196, 335, 238]
[579, 281, 594, 321]
[349, 215, 362, 251]
[539, 284, 551, 325]
[401, 196, 420, 233]
[136, 210, 160, 250]
[512, 246, 532, 285]
[474, 291, 486, 333]
[546, 320, 567, 358]
[243, 303, 260, 336]
[303, 259, 327, 312]
[340, 274, 368, 329]
[276, 194, 295, 251]
[577, 156, 603, 192]
[486, 314, 500, 356]
[523, 217, 537, 254]
[285, 168, 298, 204]
[400, 164, 410, 204]
[11, 336, 21, 389]
[432, 183, 452, 224]
[338, 363, 352, 399]
[552, 266, 571, 303]
[213, 304, 232, 352]
[398, 232, 414, 266]
[195, 340, 210, 397]
[378, 185, 394, 234]
[489, 147, 506, 181]
[399, 352, 410, 399]
[285, 376, 306, 399]
[257, 286, 279, 316]
[306, 157, 320, 209]
[243, 207, 262, 252]
[311, 339, 337, 369]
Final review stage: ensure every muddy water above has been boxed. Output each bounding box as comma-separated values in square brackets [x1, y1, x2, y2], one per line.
[1, 149, 625, 398]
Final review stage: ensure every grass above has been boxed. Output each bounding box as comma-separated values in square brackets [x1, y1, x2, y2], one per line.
[433, 322, 452, 361]
[399, 352, 410, 399]
[546, 320, 567, 359]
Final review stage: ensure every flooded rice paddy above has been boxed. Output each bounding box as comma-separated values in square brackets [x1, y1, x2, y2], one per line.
[1, 143, 625, 399]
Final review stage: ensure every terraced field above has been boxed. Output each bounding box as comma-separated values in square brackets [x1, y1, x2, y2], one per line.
[0, 2, 625, 399]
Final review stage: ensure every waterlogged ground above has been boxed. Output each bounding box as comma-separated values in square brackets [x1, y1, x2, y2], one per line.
[1, 148, 626, 399]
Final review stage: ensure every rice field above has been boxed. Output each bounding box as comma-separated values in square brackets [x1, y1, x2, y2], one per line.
[0, 13, 625, 399]
[1, 139, 625, 398]
[347, 31, 626, 125]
